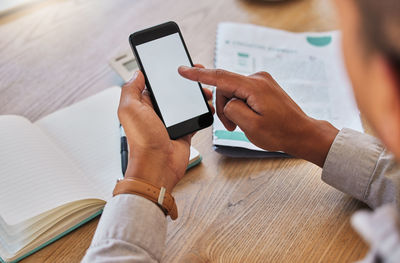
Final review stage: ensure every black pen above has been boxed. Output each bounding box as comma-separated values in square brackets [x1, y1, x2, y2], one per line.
[120, 124, 128, 176]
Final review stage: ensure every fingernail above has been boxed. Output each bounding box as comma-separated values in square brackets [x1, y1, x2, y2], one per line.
[179, 65, 190, 71]
[128, 70, 140, 83]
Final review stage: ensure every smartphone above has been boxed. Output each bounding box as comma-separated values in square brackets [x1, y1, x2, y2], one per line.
[129, 21, 213, 139]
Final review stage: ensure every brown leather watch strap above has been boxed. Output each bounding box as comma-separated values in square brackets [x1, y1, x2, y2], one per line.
[113, 178, 178, 220]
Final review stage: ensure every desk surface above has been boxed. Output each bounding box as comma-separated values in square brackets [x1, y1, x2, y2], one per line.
[0, 0, 368, 262]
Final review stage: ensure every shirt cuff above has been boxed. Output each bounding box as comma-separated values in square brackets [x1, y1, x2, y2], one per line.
[90, 194, 167, 260]
[322, 128, 385, 203]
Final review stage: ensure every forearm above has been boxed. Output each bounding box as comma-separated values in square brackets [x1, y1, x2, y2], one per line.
[284, 117, 339, 168]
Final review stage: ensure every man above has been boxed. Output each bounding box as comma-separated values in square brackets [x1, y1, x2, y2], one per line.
[83, 0, 400, 262]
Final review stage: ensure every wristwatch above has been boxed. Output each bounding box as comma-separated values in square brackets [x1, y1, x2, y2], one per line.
[113, 178, 178, 220]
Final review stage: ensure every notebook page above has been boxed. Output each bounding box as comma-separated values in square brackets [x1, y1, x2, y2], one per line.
[35, 87, 122, 200]
[0, 116, 101, 225]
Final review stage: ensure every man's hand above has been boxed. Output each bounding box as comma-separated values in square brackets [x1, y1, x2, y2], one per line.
[178, 66, 339, 167]
[118, 68, 213, 192]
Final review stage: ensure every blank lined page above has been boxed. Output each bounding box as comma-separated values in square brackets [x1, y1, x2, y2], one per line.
[35, 87, 122, 200]
[0, 116, 101, 225]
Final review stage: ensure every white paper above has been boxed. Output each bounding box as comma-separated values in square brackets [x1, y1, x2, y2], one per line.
[214, 22, 363, 151]
[0, 116, 99, 225]
[35, 88, 122, 200]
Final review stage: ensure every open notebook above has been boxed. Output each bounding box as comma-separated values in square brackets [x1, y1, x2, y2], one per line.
[0, 87, 201, 263]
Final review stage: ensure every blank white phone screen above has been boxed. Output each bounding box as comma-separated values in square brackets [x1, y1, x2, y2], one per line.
[136, 33, 209, 128]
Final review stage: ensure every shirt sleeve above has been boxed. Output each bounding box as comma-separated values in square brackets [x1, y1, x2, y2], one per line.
[82, 194, 167, 263]
[322, 128, 400, 209]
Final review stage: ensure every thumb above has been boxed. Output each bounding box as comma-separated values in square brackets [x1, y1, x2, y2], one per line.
[223, 98, 259, 133]
[119, 71, 146, 120]
[121, 71, 146, 101]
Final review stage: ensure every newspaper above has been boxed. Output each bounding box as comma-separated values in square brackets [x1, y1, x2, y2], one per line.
[213, 22, 363, 155]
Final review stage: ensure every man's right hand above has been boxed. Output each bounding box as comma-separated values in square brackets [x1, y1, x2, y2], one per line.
[178, 66, 339, 167]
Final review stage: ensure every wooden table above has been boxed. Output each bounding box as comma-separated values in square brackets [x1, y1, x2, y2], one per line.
[0, 0, 368, 262]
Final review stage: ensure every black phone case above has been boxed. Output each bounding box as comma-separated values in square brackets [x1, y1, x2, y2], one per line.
[129, 21, 213, 139]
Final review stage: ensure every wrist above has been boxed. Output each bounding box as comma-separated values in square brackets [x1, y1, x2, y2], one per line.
[285, 117, 339, 167]
[113, 177, 178, 220]
[124, 154, 177, 193]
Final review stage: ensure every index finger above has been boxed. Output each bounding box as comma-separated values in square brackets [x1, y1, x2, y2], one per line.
[179, 66, 252, 131]
[178, 66, 249, 100]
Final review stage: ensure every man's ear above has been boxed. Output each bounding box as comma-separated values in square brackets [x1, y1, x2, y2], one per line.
[372, 55, 400, 158]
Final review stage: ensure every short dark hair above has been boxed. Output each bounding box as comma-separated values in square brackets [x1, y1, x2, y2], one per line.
[356, 0, 400, 74]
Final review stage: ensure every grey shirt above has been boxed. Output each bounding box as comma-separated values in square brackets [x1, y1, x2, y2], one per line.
[82, 128, 400, 262]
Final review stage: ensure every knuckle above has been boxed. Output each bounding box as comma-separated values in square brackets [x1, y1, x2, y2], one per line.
[192, 67, 202, 81]
[251, 72, 272, 87]
[254, 71, 271, 79]
[118, 98, 134, 119]
[117, 107, 126, 122]
[215, 69, 226, 86]
[117, 104, 129, 118]
[250, 73, 273, 91]
[215, 68, 225, 78]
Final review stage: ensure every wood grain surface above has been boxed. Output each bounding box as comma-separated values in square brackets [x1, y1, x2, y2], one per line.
[0, 0, 368, 262]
